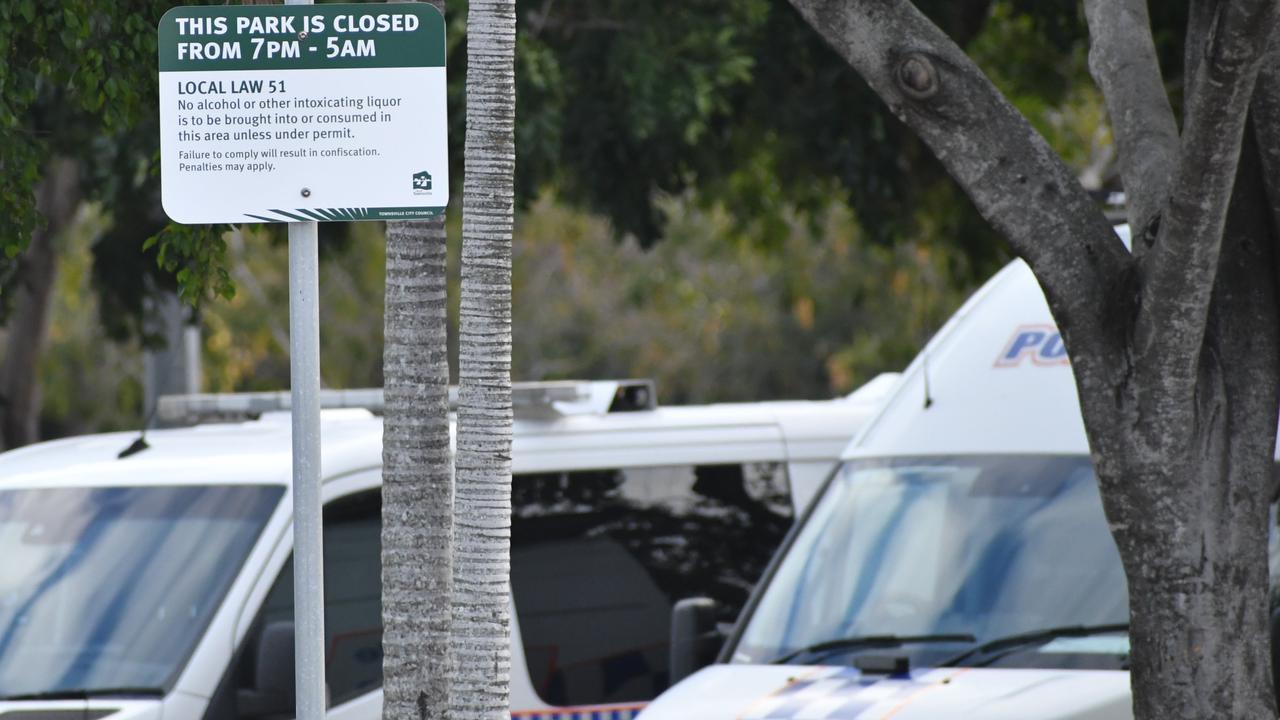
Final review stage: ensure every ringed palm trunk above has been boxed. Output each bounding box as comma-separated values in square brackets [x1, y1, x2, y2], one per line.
[382, 220, 454, 720]
[452, 0, 516, 717]
[381, 1, 454, 714]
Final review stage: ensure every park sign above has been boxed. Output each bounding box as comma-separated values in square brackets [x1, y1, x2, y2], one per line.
[158, 4, 448, 224]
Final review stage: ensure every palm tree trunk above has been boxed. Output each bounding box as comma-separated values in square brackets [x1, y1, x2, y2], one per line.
[452, 0, 516, 716]
[383, 213, 453, 720]
[381, 0, 454, 702]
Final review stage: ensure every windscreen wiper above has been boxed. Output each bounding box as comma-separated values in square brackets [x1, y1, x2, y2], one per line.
[770, 633, 976, 665]
[0, 687, 165, 701]
[940, 623, 1129, 667]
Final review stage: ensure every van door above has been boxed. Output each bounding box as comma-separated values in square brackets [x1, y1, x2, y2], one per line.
[508, 460, 794, 716]
[204, 484, 383, 720]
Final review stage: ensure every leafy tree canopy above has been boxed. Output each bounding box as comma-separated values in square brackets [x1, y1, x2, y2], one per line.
[0, 0, 233, 335]
[1, 1, 1191, 331]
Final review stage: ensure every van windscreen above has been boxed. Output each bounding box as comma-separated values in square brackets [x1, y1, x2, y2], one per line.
[0, 485, 282, 698]
[732, 455, 1129, 669]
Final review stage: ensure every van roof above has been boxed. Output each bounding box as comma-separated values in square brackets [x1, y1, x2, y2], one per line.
[0, 380, 898, 491]
[845, 224, 1280, 461]
[843, 258, 1089, 458]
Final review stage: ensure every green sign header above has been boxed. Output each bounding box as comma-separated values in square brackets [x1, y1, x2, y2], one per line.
[158, 4, 445, 72]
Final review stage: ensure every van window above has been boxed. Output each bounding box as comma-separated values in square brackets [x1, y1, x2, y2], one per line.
[511, 463, 791, 707]
[734, 455, 1128, 668]
[242, 490, 382, 710]
[0, 485, 281, 700]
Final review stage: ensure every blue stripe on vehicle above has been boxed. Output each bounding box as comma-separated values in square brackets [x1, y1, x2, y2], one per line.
[758, 677, 852, 718]
[823, 695, 880, 719]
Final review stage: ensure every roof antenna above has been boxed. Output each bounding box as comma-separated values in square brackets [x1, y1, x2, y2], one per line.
[922, 353, 934, 409]
[118, 399, 159, 459]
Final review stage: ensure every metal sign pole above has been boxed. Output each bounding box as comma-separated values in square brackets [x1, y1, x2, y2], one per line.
[284, 3, 324, 717]
[157, 7, 447, 711]
[289, 216, 325, 720]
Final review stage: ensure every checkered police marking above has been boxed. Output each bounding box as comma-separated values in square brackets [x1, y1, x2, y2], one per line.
[738, 667, 957, 720]
[510, 705, 644, 720]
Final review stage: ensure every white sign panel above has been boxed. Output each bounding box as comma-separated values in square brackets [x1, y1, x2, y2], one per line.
[158, 4, 448, 223]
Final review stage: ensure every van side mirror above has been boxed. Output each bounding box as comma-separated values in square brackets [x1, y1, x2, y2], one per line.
[238, 621, 296, 719]
[669, 597, 721, 686]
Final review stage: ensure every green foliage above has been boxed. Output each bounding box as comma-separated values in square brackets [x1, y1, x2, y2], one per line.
[35, 206, 147, 439]
[0, 2, 170, 269]
[497, 0, 768, 240]
[19, 1, 1167, 436]
[968, 2, 1112, 183]
[199, 222, 387, 394]
[143, 224, 235, 306]
[500, 1, 1012, 253]
[502, 0, 1189, 271]
[3, 0, 1143, 330]
[511, 193, 974, 403]
[0, 0, 246, 326]
[36, 213, 388, 436]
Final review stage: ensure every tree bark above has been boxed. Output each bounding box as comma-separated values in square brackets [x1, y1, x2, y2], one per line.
[783, 1, 1280, 718]
[451, 0, 516, 717]
[1102, 140, 1280, 719]
[382, 217, 454, 720]
[0, 157, 80, 451]
[381, 3, 454, 717]
[1081, 0, 1177, 241]
[1133, 2, 1276, 408]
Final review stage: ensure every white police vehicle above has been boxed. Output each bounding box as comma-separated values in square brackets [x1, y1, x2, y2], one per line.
[641, 229, 1280, 719]
[0, 377, 897, 720]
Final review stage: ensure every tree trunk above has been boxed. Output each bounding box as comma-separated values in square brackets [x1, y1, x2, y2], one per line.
[382, 212, 454, 720]
[1087, 134, 1280, 720]
[451, 0, 516, 717]
[381, 1, 453, 710]
[782, 1, 1280, 718]
[1107, 452, 1275, 719]
[1097, 366, 1278, 718]
[382, 214, 454, 720]
[0, 157, 80, 451]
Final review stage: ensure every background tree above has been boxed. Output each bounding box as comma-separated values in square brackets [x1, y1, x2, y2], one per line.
[0, 1, 200, 449]
[7, 1, 1155, 444]
[783, 0, 1280, 717]
[509, 194, 966, 402]
[450, 0, 516, 716]
[380, 0, 455, 717]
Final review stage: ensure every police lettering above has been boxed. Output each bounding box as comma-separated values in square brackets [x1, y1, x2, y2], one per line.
[995, 326, 1070, 367]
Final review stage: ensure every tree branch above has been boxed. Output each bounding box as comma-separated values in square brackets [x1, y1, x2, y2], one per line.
[783, 0, 1132, 380]
[1250, 47, 1280, 258]
[1251, 46, 1280, 364]
[1184, 1, 1216, 84]
[1136, 0, 1278, 395]
[1082, 0, 1178, 243]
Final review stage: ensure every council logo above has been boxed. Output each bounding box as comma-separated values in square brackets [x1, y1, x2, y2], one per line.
[413, 170, 433, 194]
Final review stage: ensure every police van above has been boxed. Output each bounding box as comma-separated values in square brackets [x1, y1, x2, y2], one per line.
[0, 376, 898, 720]
[640, 228, 1280, 719]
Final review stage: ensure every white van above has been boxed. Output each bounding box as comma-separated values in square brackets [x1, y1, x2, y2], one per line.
[0, 377, 897, 720]
[641, 241, 1277, 719]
